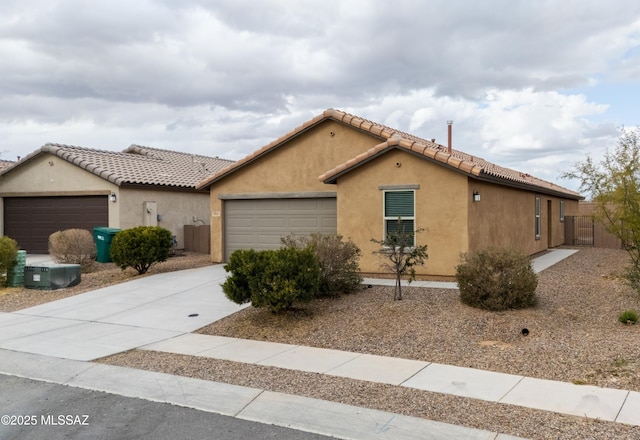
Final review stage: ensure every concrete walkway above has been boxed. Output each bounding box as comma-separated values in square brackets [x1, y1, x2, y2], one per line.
[2, 248, 638, 439]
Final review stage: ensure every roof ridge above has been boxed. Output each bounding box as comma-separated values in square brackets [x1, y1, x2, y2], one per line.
[43, 142, 123, 155]
[125, 144, 233, 162]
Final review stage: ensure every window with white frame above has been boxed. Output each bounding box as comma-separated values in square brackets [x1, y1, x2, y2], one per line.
[560, 200, 565, 222]
[535, 196, 541, 240]
[384, 190, 415, 245]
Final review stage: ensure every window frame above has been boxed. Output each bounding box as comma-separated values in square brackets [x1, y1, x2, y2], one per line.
[383, 189, 416, 247]
[535, 195, 541, 240]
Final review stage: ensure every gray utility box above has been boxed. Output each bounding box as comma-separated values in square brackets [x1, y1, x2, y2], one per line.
[24, 264, 81, 290]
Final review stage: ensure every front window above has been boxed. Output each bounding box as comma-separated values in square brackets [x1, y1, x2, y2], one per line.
[384, 190, 415, 246]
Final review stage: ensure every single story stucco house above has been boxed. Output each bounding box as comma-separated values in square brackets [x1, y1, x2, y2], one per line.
[197, 108, 583, 278]
[0, 143, 233, 253]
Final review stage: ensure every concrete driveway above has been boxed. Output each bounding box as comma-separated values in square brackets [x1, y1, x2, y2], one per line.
[0, 264, 247, 361]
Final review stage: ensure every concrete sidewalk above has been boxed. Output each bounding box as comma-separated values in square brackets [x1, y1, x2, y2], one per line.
[0, 350, 524, 440]
[141, 333, 640, 426]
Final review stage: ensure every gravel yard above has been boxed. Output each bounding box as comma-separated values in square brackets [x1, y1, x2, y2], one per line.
[3, 247, 640, 438]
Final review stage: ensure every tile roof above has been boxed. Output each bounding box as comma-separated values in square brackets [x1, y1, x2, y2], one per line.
[1, 143, 234, 189]
[0, 160, 15, 172]
[198, 108, 581, 199]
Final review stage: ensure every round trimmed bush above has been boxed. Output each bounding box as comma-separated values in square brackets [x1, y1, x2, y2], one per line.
[110, 226, 173, 274]
[456, 248, 538, 311]
[48, 229, 96, 273]
[222, 247, 320, 313]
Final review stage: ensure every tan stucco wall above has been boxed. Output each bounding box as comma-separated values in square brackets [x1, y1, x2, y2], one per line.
[119, 188, 210, 248]
[207, 120, 383, 261]
[0, 154, 118, 232]
[467, 179, 578, 255]
[335, 149, 469, 277]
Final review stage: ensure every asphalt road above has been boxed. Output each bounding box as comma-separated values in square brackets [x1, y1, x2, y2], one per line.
[0, 374, 334, 440]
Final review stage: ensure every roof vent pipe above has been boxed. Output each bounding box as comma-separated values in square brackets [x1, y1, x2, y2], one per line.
[447, 120, 453, 154]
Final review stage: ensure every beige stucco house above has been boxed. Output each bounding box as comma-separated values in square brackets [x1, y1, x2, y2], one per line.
[0, 143, 233, 253]
[197, 109, 583, 277]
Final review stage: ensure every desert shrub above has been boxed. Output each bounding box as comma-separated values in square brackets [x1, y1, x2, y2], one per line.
[110, 226, 173, 275]
[456, 248, 538, 311]
[618, 309, 638, 325]
[48, 229, 96, 273]
[281, 233, 362, 296]
[0, 236, 18, 287]
[222, 247, 320, 313]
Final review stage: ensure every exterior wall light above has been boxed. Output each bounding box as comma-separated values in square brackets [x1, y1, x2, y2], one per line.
[473, 191, 480, 202]
[110, 193, 117, 203]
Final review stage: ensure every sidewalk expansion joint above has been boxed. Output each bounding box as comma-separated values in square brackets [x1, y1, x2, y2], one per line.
[233, 389, 266, 418]
[497, 375, 525, 402]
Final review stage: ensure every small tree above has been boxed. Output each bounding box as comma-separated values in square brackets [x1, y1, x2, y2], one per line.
[371, 218, 428, 300]
[110, 226, 173, 275]
[563, 127, 640, 293]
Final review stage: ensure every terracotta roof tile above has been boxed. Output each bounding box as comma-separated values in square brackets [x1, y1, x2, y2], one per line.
[316, 110, 582, 199]
[0, 160, 15, 171]
[1, 143, 234, 189]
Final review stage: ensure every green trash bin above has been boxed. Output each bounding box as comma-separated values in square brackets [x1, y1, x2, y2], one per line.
[93, 227, 121, 263]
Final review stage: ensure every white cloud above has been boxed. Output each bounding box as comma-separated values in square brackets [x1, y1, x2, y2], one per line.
[0, 0, 638, 193]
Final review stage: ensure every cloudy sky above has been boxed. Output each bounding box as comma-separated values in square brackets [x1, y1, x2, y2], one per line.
[1, 1, 639, 192]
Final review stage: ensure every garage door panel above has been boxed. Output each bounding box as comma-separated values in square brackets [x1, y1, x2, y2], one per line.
[225, 198, 337, 260]
[257, 218, 287, 228]
[288, 217, 321, 228]
[4, 196, 109, 253]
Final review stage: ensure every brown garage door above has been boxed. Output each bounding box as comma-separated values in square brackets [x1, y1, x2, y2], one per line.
[3, 196, 109, 253]
[224, 198, 337, 260]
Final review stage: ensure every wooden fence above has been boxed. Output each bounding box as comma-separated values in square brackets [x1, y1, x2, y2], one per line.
[183, 224, 210, 254]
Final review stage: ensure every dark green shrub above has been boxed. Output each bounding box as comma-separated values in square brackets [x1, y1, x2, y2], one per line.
[222, 247, 320, 313]
[221, 249, 265, 305]
[281, 233, 362, 296]
[618, 309, 638, 325]
[110, 226, 173, 274]
[0, 236, 18, 287]
[49, 229, 96, 273]
[456, 248, 538, 311]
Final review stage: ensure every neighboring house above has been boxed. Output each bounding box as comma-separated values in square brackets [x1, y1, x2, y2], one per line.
[197, 109, 583, 277]
[0, 144, 234, 253]
[0, 160, 15, 172]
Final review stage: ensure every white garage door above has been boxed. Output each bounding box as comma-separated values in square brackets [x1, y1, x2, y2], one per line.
[224, 198, 337, 260]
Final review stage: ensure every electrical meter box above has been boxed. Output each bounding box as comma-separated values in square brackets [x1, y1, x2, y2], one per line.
[24, 264, 81, 290]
